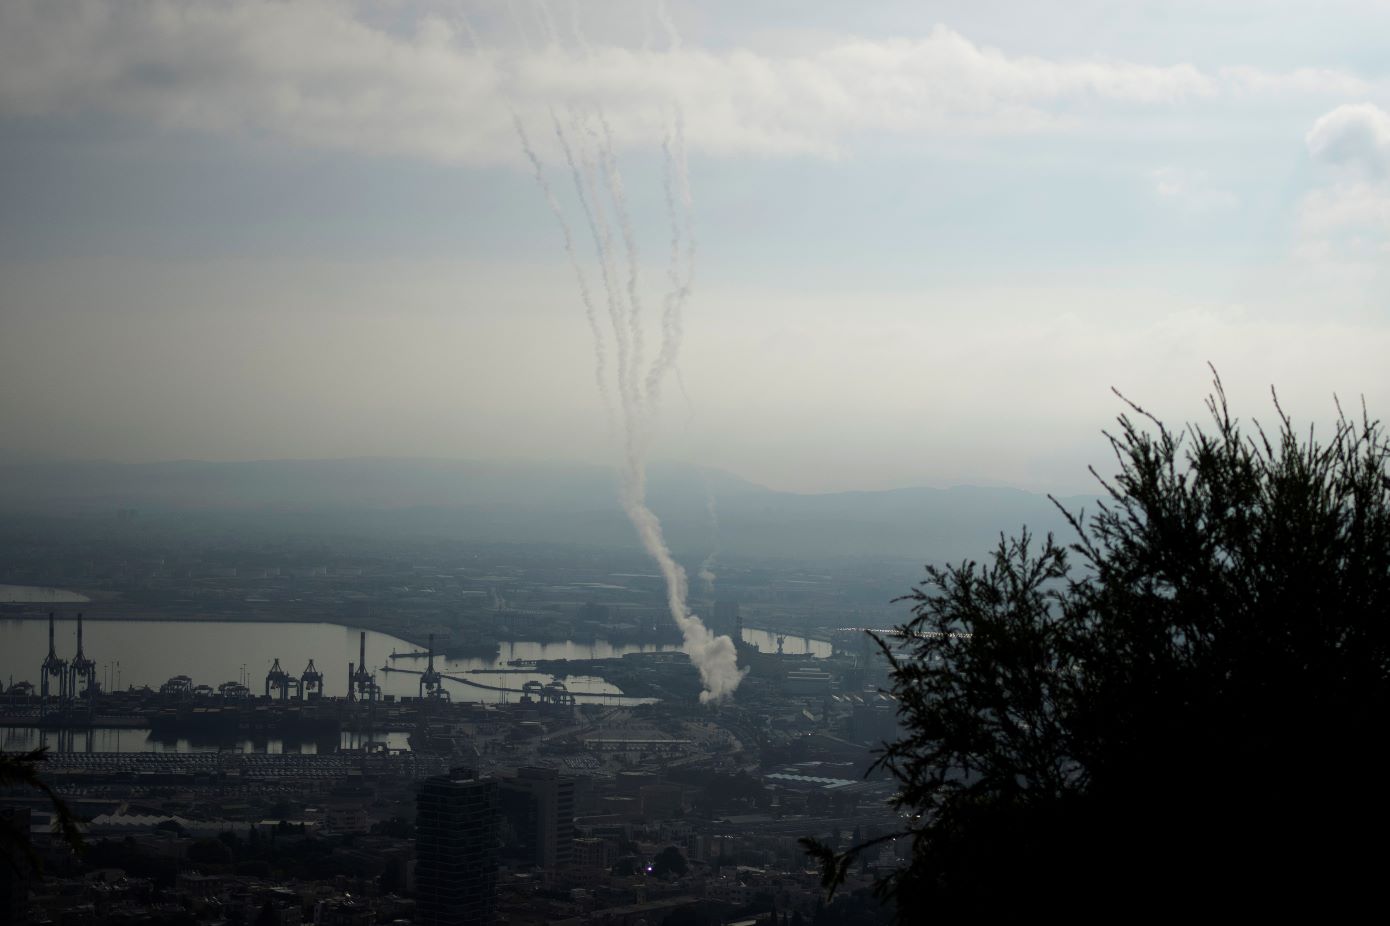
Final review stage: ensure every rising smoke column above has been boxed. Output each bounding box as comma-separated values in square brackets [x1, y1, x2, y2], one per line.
[618, 461, 742, 702]
[698, 476, 720, 597]
[584, 101, 743, 703]
[510, 9, 744, 702]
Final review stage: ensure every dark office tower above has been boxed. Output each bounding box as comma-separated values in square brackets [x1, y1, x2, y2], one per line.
[499, 767, 576, 869]
[415, 769, 499, 926]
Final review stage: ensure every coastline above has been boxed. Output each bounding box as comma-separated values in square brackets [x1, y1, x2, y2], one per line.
[0, 604, 685, 655]
[0, 603, 434, 651]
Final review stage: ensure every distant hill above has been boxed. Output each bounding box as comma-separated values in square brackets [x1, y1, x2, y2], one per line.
[0, 458, 1094, 563]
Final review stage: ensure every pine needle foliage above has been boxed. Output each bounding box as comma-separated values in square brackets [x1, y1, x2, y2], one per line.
[1, 747, 85, 875]
[805, 372, 1390, 915]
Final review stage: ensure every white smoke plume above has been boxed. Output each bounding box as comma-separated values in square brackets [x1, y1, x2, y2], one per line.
[656, 0, 683, 53]
[698, 477, 719, 598]
[595, 111, 647, 392]
[647, 104, 695, 412]
[619, 457, 741, 702]
[530, 0, 560, 49]
[566, 0, 592, 57]
[510, 4, 744, 702]
[554, 104, 634, 443]
[512, 112, 612, 428]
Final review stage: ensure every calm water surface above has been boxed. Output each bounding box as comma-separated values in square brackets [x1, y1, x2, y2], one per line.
[0, 726, 411, 755]
[0, 616, 827, 706]
[0, 618, 678, 703]
[0, 583, 90, 603]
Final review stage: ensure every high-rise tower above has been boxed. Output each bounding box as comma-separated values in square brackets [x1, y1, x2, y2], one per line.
[499, 767, 576, 869]
[415, 769, 499, 926]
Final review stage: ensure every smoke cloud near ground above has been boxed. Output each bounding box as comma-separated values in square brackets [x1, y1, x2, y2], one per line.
[620, 467, 742, 702]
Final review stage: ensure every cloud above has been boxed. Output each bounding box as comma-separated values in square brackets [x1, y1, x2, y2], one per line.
[1298, 182, 1390, 238]
[1306, 103, 1390, 175]
[1297, 104, 1390, 275]
[1220, 66, 1370, 99]
[0, 0, 1374, 165]
[1150, 167, 1237, 214]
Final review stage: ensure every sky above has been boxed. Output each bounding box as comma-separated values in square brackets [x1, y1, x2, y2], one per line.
[1, 0, 1388, 495]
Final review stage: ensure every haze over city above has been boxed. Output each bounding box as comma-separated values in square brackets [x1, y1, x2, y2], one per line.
[3, 0, 1388, 494]
[4, 4, 1390, 924]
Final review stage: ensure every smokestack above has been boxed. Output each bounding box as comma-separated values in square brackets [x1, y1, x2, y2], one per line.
[359, 631, 366, 675]
[427, 633, 434, 671]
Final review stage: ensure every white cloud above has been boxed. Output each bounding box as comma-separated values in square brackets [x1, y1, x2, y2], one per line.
[0, 0, 1377, 165]
[1306, 103, 1390, 175]
[1297, 105, 1390, 278]
[1299, 182, 1390, 237]
[1220, 66, 1370, 99]
[1150, 167, 1237, 213]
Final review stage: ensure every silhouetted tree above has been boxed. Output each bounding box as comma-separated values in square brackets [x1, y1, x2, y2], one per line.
[0, 748, 83, 874]
[806, 373, 1390, 915]
[186, 838, 232, 867]
[651, 845, 689, 879]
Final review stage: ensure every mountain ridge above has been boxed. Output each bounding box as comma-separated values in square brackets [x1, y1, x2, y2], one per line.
[0, 458, 1095, 563]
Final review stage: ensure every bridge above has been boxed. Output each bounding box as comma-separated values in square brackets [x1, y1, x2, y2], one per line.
[381, 665, 650, 701]
[740, 624, 834, 645]
[742, 624, 972, 651]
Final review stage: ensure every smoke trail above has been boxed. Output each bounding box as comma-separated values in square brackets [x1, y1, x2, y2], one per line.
[619, 464, 743, 702]
[512, 112, 613, 427]
[556, 106, 635, 441]
[451, 4, 483, 50]
[578, 107, 741, 700]
[531, 0, 560, 49]
[659, 106, 697, 426]
[647, 112, 682, 417]
[697, 557, 718, 598]
[646, 104, 695, 410]
[640, 1, 654, 53]
[507, 0, 534, 52]
[671, 104, 697, 305]
[698, 477, 719, 597]
[594, 111, 648, 405]
[673, 363, 695, 426]
[526, 0, 632, 431]
[505, 13, 743, 702]
[566, 0, 591, 57]
[655, 0, 683, 52]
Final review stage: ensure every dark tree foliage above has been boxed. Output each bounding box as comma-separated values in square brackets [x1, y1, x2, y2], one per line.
[186, 838, 232, 867]
[0, 748, 84, 875]
[806, 375, 1390, 915]
[652, 844, 689, 879]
